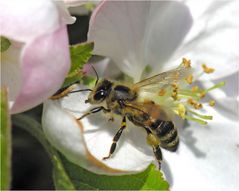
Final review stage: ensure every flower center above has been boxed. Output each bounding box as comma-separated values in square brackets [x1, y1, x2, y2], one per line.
[156, 58, 225, 125]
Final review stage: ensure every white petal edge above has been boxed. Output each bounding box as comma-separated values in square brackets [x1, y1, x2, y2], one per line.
[43, 85, 155, 174]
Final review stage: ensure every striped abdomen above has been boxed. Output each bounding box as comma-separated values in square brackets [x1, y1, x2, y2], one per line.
[150, 120, 179, 152]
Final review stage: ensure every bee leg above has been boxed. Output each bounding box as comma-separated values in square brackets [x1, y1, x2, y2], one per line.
[145, 128, 162, 169]
[153, 145, 163, 170]
[77, 106, 110, 120]
[103, 116, 126, 160]
[50, 83, 78, 100]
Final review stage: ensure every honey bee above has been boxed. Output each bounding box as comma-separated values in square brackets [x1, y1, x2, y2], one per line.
[52, 64, 191, 169]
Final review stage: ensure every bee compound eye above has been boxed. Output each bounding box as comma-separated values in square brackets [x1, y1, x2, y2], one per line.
[94, 90, 106, 101]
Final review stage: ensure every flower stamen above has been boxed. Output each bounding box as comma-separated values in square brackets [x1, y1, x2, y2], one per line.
[202, 64, 215, 74]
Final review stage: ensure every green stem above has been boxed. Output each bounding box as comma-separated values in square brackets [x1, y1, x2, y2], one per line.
[12, 114, 55, 158]
[12, 114, 75, 190]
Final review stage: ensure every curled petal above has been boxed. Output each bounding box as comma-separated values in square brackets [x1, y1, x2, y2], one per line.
[42, 85, 155, 173]
[11, 27, 70, 113]
[88, 1, 192, 81]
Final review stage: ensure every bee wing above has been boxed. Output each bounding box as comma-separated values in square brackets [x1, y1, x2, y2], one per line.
[133, 64, 191, 92]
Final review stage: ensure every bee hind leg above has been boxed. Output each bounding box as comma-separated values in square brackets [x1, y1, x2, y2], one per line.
[145, 127, 163, 170]
[103, 116, 126, 160]
[153, 145, 163, 170]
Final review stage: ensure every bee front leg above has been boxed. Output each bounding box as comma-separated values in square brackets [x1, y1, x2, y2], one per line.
[103, 116, 127, 160]
[77, 106, 110, 120]
[50, 83, 78, 100]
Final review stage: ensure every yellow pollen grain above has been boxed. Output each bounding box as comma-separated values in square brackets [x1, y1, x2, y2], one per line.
[209, 100, 216, 107]
[158, 89, 166, 96]
[182, 58, 191, 68]
[147, 134, 160, 147]
[185, 74, 193, 84]
[202, 64, 215, 74]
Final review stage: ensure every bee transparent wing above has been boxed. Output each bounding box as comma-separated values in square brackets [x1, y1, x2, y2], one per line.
[133, 64, 191, 92]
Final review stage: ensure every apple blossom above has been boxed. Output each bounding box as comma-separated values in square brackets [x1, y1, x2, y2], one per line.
[1, 0, 76, 114]
[42, 1, 239, 190]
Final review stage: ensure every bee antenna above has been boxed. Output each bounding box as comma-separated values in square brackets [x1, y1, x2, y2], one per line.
[90, 64, 99, 86]
[69, 89, 93, 94]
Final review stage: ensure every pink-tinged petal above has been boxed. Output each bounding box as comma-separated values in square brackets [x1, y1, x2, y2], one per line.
[11, 26, 70, 114]
[164, 105, 239, 190]
[88, 1, 192, 81]
[176, 1, 239, 80]
[0, 0, 62, 42]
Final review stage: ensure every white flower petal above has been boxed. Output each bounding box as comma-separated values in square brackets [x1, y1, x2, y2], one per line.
[164, 105, 239, 191]
[43, 85, 155, 173]
[42, 100, 88, 166]
[200, 72, 239, 116]
[88, 1, 192, 81]
[175, 1, 239, 80]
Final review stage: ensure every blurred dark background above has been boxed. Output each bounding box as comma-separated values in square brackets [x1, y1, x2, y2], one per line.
[11, 15, 90, 190]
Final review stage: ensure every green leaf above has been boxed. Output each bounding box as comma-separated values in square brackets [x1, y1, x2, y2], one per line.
[0, 88, 11, 190]
[62, 42, 94, 88]
[60, 153, 169, 190]
[1, 36, 11, 52]
[12, 115, 75, 190]
[12, 115, 169, 190]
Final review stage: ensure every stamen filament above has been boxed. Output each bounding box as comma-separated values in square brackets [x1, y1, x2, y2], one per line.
[187, 109, 213, 120]
[184, 115, 207, 125]
[206, 81, 225, 92]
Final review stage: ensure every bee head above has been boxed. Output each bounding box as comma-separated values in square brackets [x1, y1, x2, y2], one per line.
[85, 79, 112, 104]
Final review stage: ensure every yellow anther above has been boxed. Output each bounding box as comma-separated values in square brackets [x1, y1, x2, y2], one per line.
[185, 74, 193, 84]
[158, 88, 166, 96]
[191, 86, 199, 93]
[200, 91, 206, 98]
[187, 98, 194, 105]
[171, 91, 178, 100]
[182, 58, 191, 68]
[194, 103, 203, 109]
[171, 82, 178, 89]
[202, 64, 215, 74]
[178, 104, 186, 118]
[209, 100, 215, 107]
[187, 98, 202, 109]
